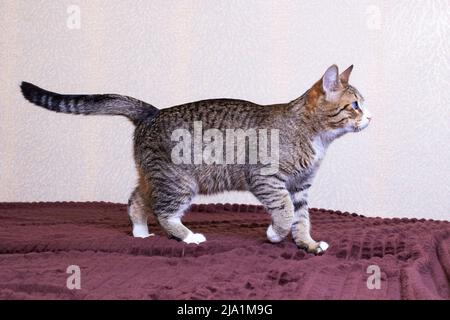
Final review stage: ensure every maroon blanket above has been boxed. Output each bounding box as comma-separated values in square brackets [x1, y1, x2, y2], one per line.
[0, 202, 448, 300]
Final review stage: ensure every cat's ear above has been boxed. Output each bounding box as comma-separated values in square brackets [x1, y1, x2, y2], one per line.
[322, 64, 340, 93]
[340, 65, 353, 84]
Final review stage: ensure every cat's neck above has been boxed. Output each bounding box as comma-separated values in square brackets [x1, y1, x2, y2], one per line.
[287, 93, 329, 137]
[316, 129, 346, 146]
[287, 93, 346, 156]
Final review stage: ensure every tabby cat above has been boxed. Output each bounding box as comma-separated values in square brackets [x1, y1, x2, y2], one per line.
[20, 65, 371, 254]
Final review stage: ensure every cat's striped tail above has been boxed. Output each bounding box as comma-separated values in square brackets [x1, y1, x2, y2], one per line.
[20, 82, 159, 125]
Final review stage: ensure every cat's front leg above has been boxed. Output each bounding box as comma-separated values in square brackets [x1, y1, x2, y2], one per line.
[250, 176, 294, 243]
[290, 185, 329, 254]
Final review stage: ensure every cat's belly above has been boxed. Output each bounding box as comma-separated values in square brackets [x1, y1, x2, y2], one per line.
[195, 166, 249, 195]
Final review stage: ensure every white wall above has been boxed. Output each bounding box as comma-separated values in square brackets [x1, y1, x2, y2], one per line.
[0, 0, 449, 220]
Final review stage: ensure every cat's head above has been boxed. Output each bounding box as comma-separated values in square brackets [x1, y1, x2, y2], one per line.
[307, 65, 372, 138]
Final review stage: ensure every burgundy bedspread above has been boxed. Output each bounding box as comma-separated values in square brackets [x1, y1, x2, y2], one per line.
[0, 202, 448, 300]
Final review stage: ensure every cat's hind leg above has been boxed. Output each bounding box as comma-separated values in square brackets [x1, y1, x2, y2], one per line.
[151, 177, 206, 244]
[128, 187, 154, 238]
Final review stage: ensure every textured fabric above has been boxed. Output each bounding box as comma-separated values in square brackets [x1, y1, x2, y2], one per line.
[0, 202, 449, 300]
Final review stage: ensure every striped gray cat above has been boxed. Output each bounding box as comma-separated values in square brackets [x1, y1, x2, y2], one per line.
[20, 64, 371, 254]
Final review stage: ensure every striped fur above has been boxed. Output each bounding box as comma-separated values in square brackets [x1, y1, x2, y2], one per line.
[20, 82, 159, 125]
[20, 65, 371, 254]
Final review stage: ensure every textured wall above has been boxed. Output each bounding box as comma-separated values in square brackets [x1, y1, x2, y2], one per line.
[0, 0, 449, 219]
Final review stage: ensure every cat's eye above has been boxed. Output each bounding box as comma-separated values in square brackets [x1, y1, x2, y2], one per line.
[351, 101, 360, 110]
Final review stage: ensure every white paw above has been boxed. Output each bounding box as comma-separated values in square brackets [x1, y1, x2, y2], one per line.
[266, 225, 283, 243]
[132, 224, 154, 238]
[298, 240, 329, 254]
[317, 241, 330, 252]
[183, 232, 206, 245]
[308, 241, 329, 255]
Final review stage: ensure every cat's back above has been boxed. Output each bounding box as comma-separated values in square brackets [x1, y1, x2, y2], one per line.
[134, 97, 289, 155]
[154, 98, 282, 129]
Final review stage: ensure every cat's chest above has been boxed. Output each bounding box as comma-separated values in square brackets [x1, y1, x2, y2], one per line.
[292, 137, 326, 182]
[311, 137, 327, 163]
[288, 137, 326, 176]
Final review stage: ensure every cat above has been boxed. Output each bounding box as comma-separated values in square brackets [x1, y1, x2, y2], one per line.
[20, 64, 371, 254]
